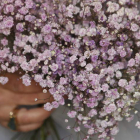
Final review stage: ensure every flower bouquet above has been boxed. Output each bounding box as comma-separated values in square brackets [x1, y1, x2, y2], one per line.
[1, 0, 140, 139]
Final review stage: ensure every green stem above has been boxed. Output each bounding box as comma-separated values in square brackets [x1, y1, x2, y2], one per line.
[48, 117, 61, 140]
[40, 120, 46, 140]
[30, 128, 40, 140]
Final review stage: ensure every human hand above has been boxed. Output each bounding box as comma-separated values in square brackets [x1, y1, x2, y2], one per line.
[0, 72, 53, 132]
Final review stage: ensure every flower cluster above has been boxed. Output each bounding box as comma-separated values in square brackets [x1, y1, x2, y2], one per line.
[1, 0, 140, 139]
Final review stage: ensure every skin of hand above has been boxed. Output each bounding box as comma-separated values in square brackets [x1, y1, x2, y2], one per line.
[0, 72, 53, 132]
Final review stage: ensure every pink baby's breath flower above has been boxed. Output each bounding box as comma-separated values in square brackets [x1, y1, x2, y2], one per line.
[60, 77, 67, 85]
[88, 109, 97, 117]
[116, 71, 122, 78]
[102, 83, 109, 92]
[50, 63, 58, 72]
[79, 28, 86, 37]
[0, 48, 9, 58]
[131, 23, 139, 32]
[74, 126, 80, 132]
[118, 79, 128, 87]
[111, 126, 119, 135]
[42, 24, 52, 34]
[5, 4, 14, 13]
[107, 2, 119, 13]
[0, 77, 9, 85]
[25, 15, 36, 22]
[100, 39, 110, 47]
[106, 104, 117, 114]
[46, 79, 54, 88]
[136, 121, 140, 129]
[69, 55, 77, 63]
[25, 0, 34, 9]
[88, 128, 94, 135]
[116, 100, 125, 108]
[66, 126, 71, 130]
[44, 35, 52, 44]
[53, 93, 62, 101]
[42, 66, 49, 74]
[1, 38, 8, 46]
[40, 13, 47, 21]
[18, 7, 28, 15]
[67, 111, 77, 118]
[86, 63, 93, 71]
[127, 58, 135, 67]
[4, 17, 14, 28]
[52, 101, 59, 108]
[39, 80, 47, 88]
[59, 97, 65, 105]
[44, 102, 53, 111]
[101, 120, 108, 128]
[93, 2, 102, 12]
[77, 114, 83, 121]
[120, 50, 126, 57]
[16, 23, 24, 32]
[1, 1, 140, 139]
[126, 115, 134, 122]
[34, 74, 43, 83]
[21, 74, 31, 86]
[20, 62, 29, 71]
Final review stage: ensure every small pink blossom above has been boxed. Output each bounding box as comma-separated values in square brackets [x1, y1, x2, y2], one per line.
[136, 121, 140, 129]
[111, 126, 119, 135]
[131, 23, 139, 32]
[16, 23, 24, 32]
[21, 74, 31, 86]
[5, 4, 14, 13]
[18, 7, 28, 15]
[50, 63, 58, 72]
[52, 101, 59, 108]
[106, 104, 117, 114]
[88, 109, 97, 117]
[0, 77, 9, 85]
[74, 126, 80, 132]
[42, 66, 48, 74]
[70, 55, 77, 63]
[67, 111, 77, 118]
[60, 77, 67, 85]
[42, 24, 52, 34]
[116, 71, 122, 78]
[127, 58, 135, 67]
[53, 93, 62, 101]
[86, 63, 93, 71]
[93, 2, 102, 12]
[1, 38, 8, 46]
[46, 79, 54, 88]
[88, 128, 94, 135]
[4, 17, 14, 28]
[34, 74, 43, 83]
[44, 102, 53, 111]
[79, 28, 86, 37]
[118, 79, 128, 87]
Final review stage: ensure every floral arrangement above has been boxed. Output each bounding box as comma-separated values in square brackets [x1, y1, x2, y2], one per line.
[1, 0, 140, 139]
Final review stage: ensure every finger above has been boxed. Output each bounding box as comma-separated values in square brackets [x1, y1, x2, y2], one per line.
[15, 92, 53, 105]
[0, 105, 16, 121]
[0, 88, 53, 105]
[0, 107, 53, 124]
[0, 72, 43, 93]
[17, 107, 53, 125]
[18, 122, 43, 132]
[0, 121, 43, 132]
